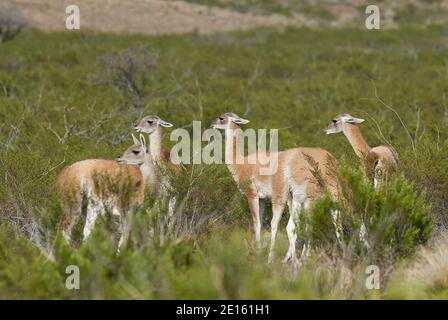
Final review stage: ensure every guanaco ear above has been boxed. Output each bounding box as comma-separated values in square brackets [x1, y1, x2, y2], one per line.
[343, 115, 365, 124]
[131, 133, 140, 145]
[139, 134, 147, 153]
[159, 119, 173, 128]
[230, 116, 250, 125]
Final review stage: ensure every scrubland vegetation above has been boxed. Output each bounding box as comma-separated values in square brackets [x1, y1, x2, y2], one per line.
[0, 23, 447, 298]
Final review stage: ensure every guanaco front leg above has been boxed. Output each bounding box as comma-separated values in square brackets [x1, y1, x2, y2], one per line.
[268, 202, 285, 263]
[247, 195, 262, 246]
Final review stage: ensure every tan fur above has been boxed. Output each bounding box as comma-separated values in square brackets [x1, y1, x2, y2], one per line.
[57, 159, 145, 240]
[145, 127, 181, 226]
[132, 116, 180, 230]
[326, 114, 399, 186]
[343, 124, 398, 185]
[370, 145, 399, 184]
[133, 117, 181, 191]
[150, 127, 181, 177]
[213, 113, 339, 265]
[229, 145, 337, 203]
[343, 124, 370, 159]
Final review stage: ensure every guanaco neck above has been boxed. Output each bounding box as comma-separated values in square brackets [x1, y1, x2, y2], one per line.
[149, 127, 163, 162]
[139, 153, 159, 192]
[224, 127, 244, 179]
[342, 123, 371, 159]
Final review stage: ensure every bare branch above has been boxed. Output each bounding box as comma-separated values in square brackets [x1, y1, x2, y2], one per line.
[94, 46, 159, 111]
[370, 80, 416, 159]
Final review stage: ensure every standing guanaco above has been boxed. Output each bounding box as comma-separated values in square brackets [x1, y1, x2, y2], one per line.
[325, 114, 399, 247]
[211, 112, 339, 266]
[133, 115, 179, 220]
[325, 114, 398, 187]
[57, 134, 153, 248]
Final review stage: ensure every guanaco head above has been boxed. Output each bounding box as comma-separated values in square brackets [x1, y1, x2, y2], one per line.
[133, 115, 173, 135]
[325, 114, 365, 134]
[116, 134, 148, 165]
[211, 112, 250, 130]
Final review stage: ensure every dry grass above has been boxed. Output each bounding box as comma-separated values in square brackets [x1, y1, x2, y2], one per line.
[405, 235, 448, 295]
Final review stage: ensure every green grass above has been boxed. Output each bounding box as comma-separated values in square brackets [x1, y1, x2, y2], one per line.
[0, 25, 447, 299]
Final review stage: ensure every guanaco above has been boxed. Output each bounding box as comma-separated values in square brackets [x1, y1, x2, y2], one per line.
[325, 114, 399, 248]
[211, 112, 339, 266]
[57, 134, 153, 248]
[325, 114, 398, 187]
[133, 115, 179, 218]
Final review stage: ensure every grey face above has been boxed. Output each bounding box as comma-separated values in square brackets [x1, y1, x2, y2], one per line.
[325, 114, 365, 135]
[116, 144, 146, 165]
[116, 134, 147, 165]
[211, 112, 250, 130]
[133, 115, 173, 134]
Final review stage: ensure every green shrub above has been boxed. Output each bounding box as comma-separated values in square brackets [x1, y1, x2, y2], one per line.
[308, 164, 433, 268]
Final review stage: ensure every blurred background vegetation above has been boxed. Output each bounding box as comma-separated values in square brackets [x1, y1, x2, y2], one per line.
[0, 0, 447, 299]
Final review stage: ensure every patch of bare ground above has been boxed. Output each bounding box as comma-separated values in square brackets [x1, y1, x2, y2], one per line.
[1, 0, 446, 35]
[0, 0, 297, 35]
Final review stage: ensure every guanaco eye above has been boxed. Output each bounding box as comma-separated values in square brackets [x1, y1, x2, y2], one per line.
[332, 119, 337, 123]
[147, 120, 153, 124]
[132, 150, 140, 155]
[219, 117, 224, 121]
